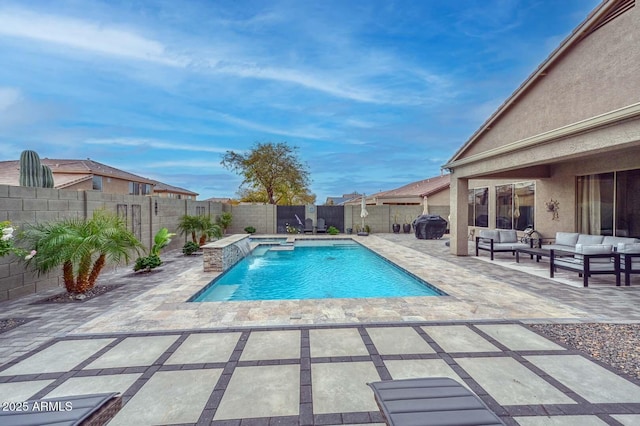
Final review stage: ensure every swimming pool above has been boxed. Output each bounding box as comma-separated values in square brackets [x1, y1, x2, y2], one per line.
[191, 240, 444, 301]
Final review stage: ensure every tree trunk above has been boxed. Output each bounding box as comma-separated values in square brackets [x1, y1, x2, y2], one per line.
[199, 235, 207, 246]
[75, 254, 92, 293]
[88, 254, 106, 288]
[191, 231, 197, 243]
[63, 261, 76, 293]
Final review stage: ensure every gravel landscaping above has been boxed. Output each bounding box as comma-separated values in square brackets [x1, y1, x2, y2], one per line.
[530, 323, 640, 381]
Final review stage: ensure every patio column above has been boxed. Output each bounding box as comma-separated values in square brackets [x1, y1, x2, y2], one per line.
[450, 176, 469, 256]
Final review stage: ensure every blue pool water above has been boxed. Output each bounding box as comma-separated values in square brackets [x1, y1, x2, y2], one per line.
[191, 240, 444, 301]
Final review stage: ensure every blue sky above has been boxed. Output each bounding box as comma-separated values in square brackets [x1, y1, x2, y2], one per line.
[0, 0, 599, 202]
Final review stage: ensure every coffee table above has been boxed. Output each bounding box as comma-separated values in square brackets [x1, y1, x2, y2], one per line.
[515, 247, 552, 263]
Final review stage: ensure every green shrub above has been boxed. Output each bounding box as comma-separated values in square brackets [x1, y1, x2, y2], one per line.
[327, 226, 339, 235]
[133, 254, 162, 272]
[182, 241, 200, 255]
[244, 226, 256, 234]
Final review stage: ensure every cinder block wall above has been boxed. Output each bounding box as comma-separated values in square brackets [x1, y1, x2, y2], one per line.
[225, 204, 277, 234]
[1, 185, 449, 300]
[0, 185, 227, 301]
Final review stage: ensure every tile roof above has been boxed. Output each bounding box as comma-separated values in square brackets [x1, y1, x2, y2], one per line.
[150, 180, 198, 196]
[0, 158, 155, 187]
[373, 174, 450, 199]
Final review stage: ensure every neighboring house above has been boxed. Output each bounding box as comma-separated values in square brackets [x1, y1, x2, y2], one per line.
[0, 158, 197, 199]
[203, 197, 234, 204]
[443, 0, 640, 255]
[150, 180, 198, 200]
[344, 175, 450, 217]
[366, 174, 450, 207]
[325, 192, 361, 206]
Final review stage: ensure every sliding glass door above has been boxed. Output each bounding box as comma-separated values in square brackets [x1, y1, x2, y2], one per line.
[577, 169, 640, 238]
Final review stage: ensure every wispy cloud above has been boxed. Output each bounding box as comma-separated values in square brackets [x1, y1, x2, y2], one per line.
[211, 112, 335, 141]
[0, 87, 21, 111]
[85, 138, 230, 154]
[140, 160, 225, 169]
[0, 8, 184, 66]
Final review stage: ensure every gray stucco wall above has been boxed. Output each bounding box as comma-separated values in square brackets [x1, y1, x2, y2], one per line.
[465, 5, 639, 157]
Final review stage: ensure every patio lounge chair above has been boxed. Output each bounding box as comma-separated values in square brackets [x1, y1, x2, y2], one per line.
[475, 229, 531, 260]
[0, 392, 122, 426]
[368, 377, 505, 426]
[550, 244, 621, 287]
[303, 217, 314, 233]
[316, 218, 327, 233]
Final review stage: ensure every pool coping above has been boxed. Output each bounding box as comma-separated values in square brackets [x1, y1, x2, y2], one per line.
[71, 235, 592, 335]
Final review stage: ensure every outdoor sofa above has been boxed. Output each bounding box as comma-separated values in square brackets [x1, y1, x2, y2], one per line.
[541, 233, 640, 287]
[550, 244, 621, 287]
[475, 229, 532, 260]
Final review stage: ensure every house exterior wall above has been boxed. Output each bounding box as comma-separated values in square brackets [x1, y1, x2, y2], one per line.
[466, 146, 640, 240]
[62, 180, 93, 191]
[464, 5, 639, 158]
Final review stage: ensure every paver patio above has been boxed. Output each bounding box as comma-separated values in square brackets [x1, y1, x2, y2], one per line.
[1, 234, 640, 425]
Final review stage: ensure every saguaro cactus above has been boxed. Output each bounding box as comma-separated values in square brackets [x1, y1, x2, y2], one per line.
[19, 150, 43, 187]
[41, 165, 54, 188]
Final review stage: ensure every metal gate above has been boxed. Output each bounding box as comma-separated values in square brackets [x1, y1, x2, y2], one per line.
[276, 206, 306, 234]
[317, 205, 344, 232]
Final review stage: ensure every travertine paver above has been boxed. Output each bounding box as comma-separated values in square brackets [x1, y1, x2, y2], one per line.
[422, 325, 499, 353]
[526, 355, 640, 403]
[514, 416, 609, 425]
[309, 328, 368, 357]
[311, 362, 380, 414]
[165, 332, 241, 364]
[110, 369, 221, 425]
[366, 327, 434, 355]
[214, 365, 300, 420]
[0, 339, 114, 375]
[384, 359, 464, 384]
[611, 415, 640, 425]
[0, 380, 54, 402]
[84, 335, 178, 369]
[45, 374, 141, 398]
[240, 330, 300, 360]
[456, 357, 576, 405]
[476, 324, 565, 351]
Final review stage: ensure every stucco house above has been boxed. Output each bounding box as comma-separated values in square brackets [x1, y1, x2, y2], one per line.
[150, 180, 198, 200]
[0, 158, 198, 199]
[346, 174, 451, 220]
[443, 0, 639, 255]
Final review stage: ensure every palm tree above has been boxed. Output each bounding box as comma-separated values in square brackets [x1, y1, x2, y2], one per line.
[22, 211, 143, 294]
[197, 216, 222, 245]
[177, 215, 201, 243]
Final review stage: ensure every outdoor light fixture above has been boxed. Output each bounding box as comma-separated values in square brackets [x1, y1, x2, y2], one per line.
[154, 201, 158, 216]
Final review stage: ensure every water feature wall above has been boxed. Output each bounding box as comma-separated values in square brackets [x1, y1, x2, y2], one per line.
[202, 234, 252, 272]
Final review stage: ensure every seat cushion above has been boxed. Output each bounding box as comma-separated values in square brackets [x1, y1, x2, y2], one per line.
[618, 243, 640, 268]
[577, 234, 605, 245]
[617, 243, 640, 254]
[555, 232, 579, 246]
[604, 236, 640, 246]
[479, 230, 500, 242]
[574, 244, 613, 264]
[499, 230, 518, 243]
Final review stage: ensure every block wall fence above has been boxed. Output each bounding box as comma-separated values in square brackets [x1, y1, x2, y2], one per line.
[0, 184, 448, 300]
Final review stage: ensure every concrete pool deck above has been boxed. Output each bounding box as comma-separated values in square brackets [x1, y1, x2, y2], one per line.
[1, 233, 640, 425]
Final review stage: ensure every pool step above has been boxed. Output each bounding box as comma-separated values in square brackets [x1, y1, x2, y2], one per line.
[270, 245, 294, 251]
